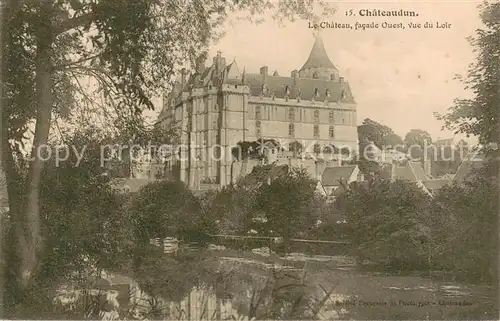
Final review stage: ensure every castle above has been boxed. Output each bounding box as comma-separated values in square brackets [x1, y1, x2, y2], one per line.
[156, 33, 359, 188]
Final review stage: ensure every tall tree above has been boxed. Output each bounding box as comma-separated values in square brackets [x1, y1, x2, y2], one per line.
[1, 0, 336, 297]
[357, 118, 403, 149]
[436, 1, 500, 147]
[435, 1, 499, 295]
[404, 129, 432, 161]
[357, 119, 403, 176]
[254, 168, 318, 252]
[404, 129, 432, 149]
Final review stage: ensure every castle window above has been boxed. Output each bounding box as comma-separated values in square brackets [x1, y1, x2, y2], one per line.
[214, 104, 218, 111]
[326, 89, 331, 97]
[313, 125, 319, 138]
[285, 85, 290, 96]
[289, 108, 295, 122]
[314, 109, 319, 122]
[288, 123, 295, 137]
[329, 126, 335, 138]
[340, 89, 346, 100]
[256, 121, 261, 136]
[256, 120, 261, 128]
[314, 88, 320, 98]
[329, 111, 334, 123]
[255, 106, 261, 119]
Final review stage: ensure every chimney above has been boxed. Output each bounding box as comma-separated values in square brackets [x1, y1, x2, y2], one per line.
[291, 69, 299, 85]
[260, 66, 268, 83]
[181, 68, 187, 89]
[423, 159, 431, 177]
[339, 77, 344, 84]
[213, 51, 226, 73]
[195, 54, 206, 74]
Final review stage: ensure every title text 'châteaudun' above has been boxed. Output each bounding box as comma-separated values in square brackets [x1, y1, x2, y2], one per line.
[359, 9, 418, 17]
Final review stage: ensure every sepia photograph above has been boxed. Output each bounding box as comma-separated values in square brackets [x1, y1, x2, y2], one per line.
[0, 0, 498, 320]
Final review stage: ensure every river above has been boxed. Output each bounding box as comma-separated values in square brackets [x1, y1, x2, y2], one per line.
[118, 248, 497, 320]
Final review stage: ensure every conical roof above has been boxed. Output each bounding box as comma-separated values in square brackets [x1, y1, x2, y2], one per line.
[300, 33, 336, 71]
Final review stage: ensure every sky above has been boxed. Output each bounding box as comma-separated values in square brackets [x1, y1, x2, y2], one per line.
[146, 0, 486, 144]
[154, 0, 484, 144]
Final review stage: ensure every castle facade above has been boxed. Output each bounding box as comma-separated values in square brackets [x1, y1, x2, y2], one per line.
[157, 34, 358, 188]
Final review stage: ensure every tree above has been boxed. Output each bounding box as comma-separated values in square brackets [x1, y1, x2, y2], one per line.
[434, 1, 499, 288]
[435, 2, 500, 147]
[205, 184, 255, 235]
[4, 127, 135, 318]
[428, 162, 498, 283]
[2, 0, 336, 300]
[130, 180, 214, 245]
[404, 129, 432, 161]
[404, 129, 432, 149]
[335, 179, 432, 270]
[254, 168, 318, 252]
[357, 119, 404, 176]
[357, 118, 403, 150]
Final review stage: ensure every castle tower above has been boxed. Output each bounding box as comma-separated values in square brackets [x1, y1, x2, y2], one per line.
[298, 30, 339, 80]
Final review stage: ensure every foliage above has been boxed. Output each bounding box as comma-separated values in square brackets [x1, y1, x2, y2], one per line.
[358, 118, 404, 149]
[430, 143, 469, 177]
[428, 161, 498, 282]
[205, 184, 256, 235]
[129, 180, 213, 245]
[335, 179, 432, 271]
[435, 1, 500, 146]
[254, 168, 319, 243]
[404, 129, 432, 160]
[4, 127, 135, 316]
[232, 141, 263, 161]
[357, 118, 403, 176]
[404, 129, 432, 148]
[1, 0, 336, 316]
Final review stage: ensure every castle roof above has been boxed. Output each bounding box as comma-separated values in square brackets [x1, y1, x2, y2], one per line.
[300, 33, 337, 72]
[166, 34, 354, 104]
[244, 73, 354, 103]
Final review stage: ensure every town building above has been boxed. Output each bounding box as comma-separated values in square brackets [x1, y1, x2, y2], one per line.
[156, 33, 358, 188]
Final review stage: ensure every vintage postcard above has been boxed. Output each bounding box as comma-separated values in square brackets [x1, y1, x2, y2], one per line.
[0, 0, 498, 320]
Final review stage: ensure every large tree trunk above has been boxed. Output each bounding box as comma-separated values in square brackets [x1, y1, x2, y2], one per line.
[17, 0, 54, 289]
[0, 2, 7, 317]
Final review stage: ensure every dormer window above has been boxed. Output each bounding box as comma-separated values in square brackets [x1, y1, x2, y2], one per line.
[262, 84, 268, 94]
[313, 72, 318, 79]
[326, 89, 331, 97]
[314, 88, 320, 97]
[285, 85, 290, 96]
[255, 105, 261, 119]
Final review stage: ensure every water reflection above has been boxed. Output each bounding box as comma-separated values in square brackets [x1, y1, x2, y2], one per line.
[129, 285, 236, 320]
[50, 246, 493, 320]
[127, 249, 496, 320]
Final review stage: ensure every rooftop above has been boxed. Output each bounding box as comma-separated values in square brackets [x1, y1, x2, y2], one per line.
[299, 33, 337, 72]
[321, 165, 357, 186]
